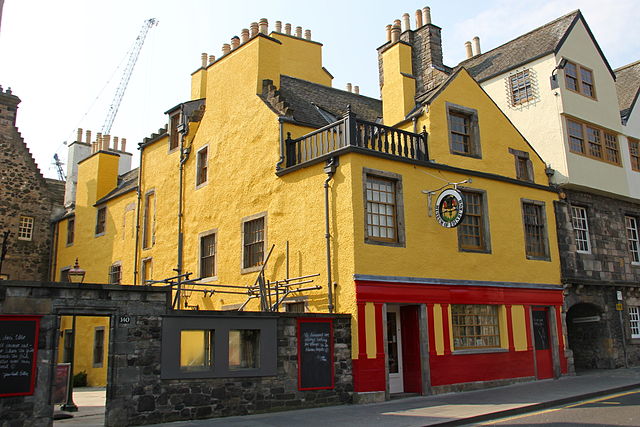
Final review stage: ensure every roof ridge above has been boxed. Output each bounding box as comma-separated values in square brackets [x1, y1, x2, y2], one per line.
[457, 9, 580, 67]
[280, 75, 381, 103]
[614, 59, 640, 72]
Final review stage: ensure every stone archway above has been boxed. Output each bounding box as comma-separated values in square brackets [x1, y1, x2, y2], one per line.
[566, 302, 613, 370]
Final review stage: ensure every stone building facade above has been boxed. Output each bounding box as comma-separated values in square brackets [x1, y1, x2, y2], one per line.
[555, 190, 640, 369]
[0, 86, 64, 281]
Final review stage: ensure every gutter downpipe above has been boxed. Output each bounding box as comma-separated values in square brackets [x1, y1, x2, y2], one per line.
[133, 145, 144, 285]
[175, 105, 189, 309]
[324, 157, 337, 313]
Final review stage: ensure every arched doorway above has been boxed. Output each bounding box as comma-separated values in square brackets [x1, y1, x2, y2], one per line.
[566, 302, 612, 370]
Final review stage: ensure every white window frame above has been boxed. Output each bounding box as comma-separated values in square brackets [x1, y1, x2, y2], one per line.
[629, 306, 640, 339]
[626, 216, 640, 264]
[571, 206, 591, 254]
[18, 216, 34, 241]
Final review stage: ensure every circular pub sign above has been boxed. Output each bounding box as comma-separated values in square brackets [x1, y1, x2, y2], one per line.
[435, 189, 465, 228]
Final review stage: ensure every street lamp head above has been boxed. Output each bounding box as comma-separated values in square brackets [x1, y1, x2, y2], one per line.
[67, 258, 86, 284]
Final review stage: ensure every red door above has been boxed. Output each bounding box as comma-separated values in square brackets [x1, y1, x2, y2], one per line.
[400, 305, 422, 394]
[532, 307, 553, 379]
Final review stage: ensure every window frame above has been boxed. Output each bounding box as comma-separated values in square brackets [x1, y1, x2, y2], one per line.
[66, 217, 75, 246]
[625, 215, 640, 265]
[508, 69, 534, 106]
[446, 102, 481, 159]
[629, 306, 640, 339]
[508, 148, 534, 182]
[571, 205, 591, 254]
[564, 60, 597, 100]
[362, 168, 406, 248]
[95, 207, 106, 236]
[93, 326, 105, 368]
[199, 229, 217, 280]
[241, 212, 267, 274]
[565, 117, 621, 166]
[195, 145, 209, 189]
[140, 257, 153, 285]
[142, 190, 156, 249]
[451, 304, 501, 350]
[457, 188, 491, 253]
[109, 262, 122, 285]
[629, 138, 640, 172]
[168, 112, 181, 152]
[521, 199, 551, 261]
[18, 216, 34, 241]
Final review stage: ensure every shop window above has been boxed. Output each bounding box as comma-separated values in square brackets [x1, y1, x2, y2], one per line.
[626, 216, 640, 264]
[363, 168, 405, 247]
[199, 231, 216, 279]
[180, 330, 214, 371]
[142, 190, 155, 249]
[95, 207, 106, 236]
[229, 329, 260, 369]
[571, 206, 591, 253]
[196, 146, 208, 188]
[66, 217, 75, 246]
[451, 304, 500, 349]
[109, 263, 122, 285]
[522, 200, 550, 260]
[242, 213, 266, 272]
[169, 113, 180, 151]
[629, 138, 640, 172]
[18, 216, 34, 241]
[564, 60, 596, 99]
[93, 327, 105, 367]
[446, 103, 481, 158]
[629, 307, 640, 339]
[458, 190, 491, 253]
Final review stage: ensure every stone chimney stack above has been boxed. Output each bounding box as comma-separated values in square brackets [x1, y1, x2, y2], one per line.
[472, 36, 481, 56]
[465, 41, 473, 59]
[0, 86, 20, 127]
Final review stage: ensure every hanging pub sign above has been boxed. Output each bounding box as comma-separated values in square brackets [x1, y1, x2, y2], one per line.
[435, 188, 465, 228]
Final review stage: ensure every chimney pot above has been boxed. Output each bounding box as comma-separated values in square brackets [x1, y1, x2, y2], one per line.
[295, 26, 302, 38]
[86, 130, 92, 144]
[241, 29, 249, 43]
[415, 9, 423, 28]
[76, 128, 83, 143]
[304, 29, 311, 40]
[97, 132, 102, 149]
[201, 52, 208, 68]
[113, 136, 119, 151]
[92, 142, 97, 154]
[275, 21, 282, 33]
[259, 18, 268, 34]
[231, 36, 240, 49]
[250, 22, 258, 37]
[121, 138, 127, 152]
[391, 24, 401, 43]
[285, 23, 291, 35]
[209, 55, 215, 64]
[346, 83, 352, 92]
[354, 85, 360, 95]
[385, 24, 392, 42]
[472, 36, 481, 56]
[465, 41, 473, 59]
[103, 134, 111, 151]
[422, 7, 431, 25]
[402, 13, 411, 32]
[222, 43, 231, 55]
[394, 19, 401, 27]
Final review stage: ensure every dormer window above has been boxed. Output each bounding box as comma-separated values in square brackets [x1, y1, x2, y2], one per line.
[564, 61, 596, 99]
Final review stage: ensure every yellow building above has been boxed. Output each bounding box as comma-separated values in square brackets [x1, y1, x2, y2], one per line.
[53, 12, 567, 397]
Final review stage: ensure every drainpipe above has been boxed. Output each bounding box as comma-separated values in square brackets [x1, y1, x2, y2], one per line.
[175, 105, 190, 308]
[133, 144, 144, 285]
[276, 118, 285, 171]
[324, 157, 337, 313]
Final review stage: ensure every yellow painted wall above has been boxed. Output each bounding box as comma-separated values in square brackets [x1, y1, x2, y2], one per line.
[191, 68, 207, 100]
[365, 302, 376, 358]
[433, 304, 444, 355]
[381, 42, 416, 126]
[512, 305, 528, 351]
[270, 32, 332, 87]
[57, 316, 110, 387]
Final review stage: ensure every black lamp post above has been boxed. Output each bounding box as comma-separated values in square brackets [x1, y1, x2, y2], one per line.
[61, 258, 85, 412]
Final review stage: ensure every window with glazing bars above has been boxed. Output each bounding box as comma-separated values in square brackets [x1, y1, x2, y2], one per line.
[196, 147, 208, 186]
[449, 112, 471, 154]
[626, 216, 639, 264]
[365, 176, 397, 242]
[567, 119, 584, 154]
[564, 61, 596, 99]
[509, 70, 533, 105]
[109, 263, 122, 284]
[629, 306, 640, 338]
[459, 192, 485, 251]
[523, 202, 548, 259]
[169, 113, 180, 151]
[200, 233, 216, 278]
[629, 139, 640, 171]
[243, 217, 264, 268]
[452, 305, 500, 349]
[566, 119, 620, 165]
[18, 216, 34, 240]
[571, 206, 591, 253]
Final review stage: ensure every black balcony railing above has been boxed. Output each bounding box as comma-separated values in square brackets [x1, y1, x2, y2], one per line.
[284, 110, 428, 168]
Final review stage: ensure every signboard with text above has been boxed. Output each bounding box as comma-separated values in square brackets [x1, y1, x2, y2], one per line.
[0, 316, 41, 397]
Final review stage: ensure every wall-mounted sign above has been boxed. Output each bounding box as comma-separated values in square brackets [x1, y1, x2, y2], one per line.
[435, 189, 465, 228]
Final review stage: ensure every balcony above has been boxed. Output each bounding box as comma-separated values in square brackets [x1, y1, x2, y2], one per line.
[282, 110, 429, 170]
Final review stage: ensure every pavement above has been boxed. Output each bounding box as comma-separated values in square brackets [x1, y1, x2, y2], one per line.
[53, 368, 640, 427]
[53, 387, 105, 427]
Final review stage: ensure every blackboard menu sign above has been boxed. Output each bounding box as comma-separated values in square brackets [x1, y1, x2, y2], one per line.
[297, 319, 333, 390]
[0, 316, 41, 397]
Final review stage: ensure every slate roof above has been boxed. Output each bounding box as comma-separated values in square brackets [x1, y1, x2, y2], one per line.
[95, 168, 139, 206]
[456, 10, 580, 82]
[615, 60, 640, 123]
[278, 75, 382, 127]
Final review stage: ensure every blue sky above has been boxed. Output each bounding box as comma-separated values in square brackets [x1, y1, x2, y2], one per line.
[1, 0, 638, 178]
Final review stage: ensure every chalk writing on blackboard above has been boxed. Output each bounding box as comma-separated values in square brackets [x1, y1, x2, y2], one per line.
[298, 320, 333, 390]
[0, 318, 39, 397]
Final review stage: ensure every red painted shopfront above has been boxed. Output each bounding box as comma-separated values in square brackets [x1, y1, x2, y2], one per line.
[352, 277, 567, 394]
